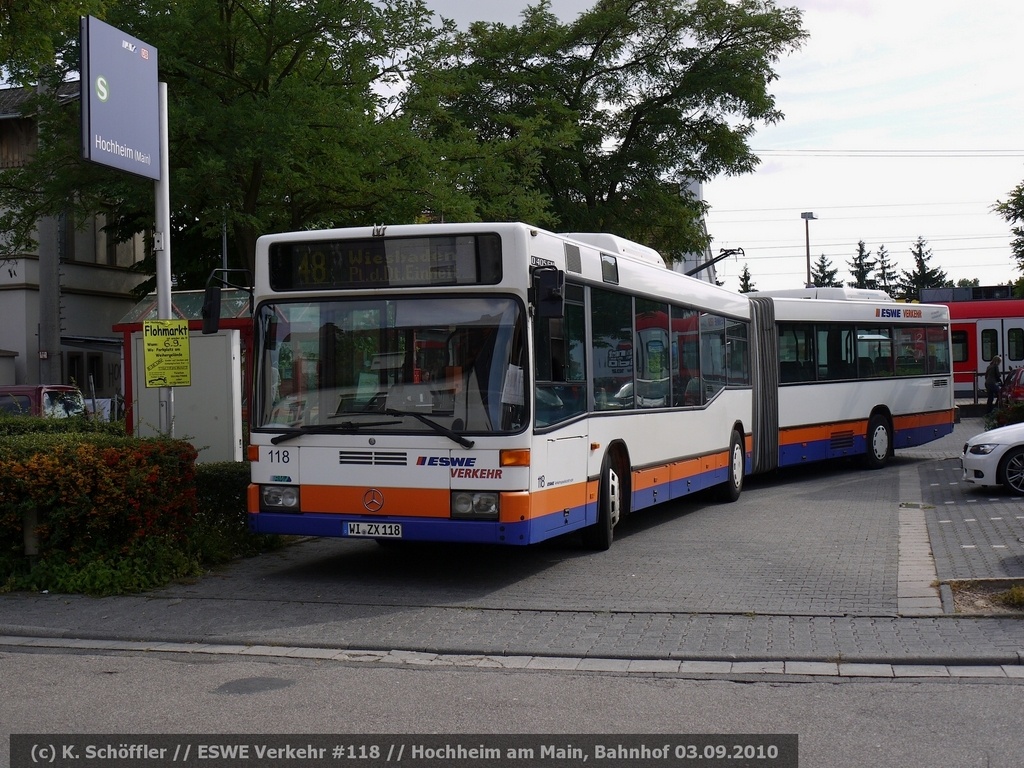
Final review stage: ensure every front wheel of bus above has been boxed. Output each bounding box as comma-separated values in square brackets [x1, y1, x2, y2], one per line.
[583, 458, 620, 551]
[717, 430, 744, 502]
[865, 413, 891, 469]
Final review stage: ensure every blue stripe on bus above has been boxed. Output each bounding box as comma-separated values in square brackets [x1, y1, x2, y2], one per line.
[776, 419, 955, 467]
[778, 436, 866, 466]
[894, 420, 954, 448]
[631, 458, 749, 512]
[248, 509, 595, 546]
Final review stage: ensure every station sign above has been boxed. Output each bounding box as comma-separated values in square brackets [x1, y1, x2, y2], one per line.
[80, 16, 160, 180]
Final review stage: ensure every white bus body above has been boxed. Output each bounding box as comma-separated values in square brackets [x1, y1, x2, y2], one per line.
[226, 224, 952, 549]
[243, 223, 750, 548]
[750, 290, 954, 469]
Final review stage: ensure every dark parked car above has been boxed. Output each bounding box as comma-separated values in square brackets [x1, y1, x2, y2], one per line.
[0, 384, 87, 418]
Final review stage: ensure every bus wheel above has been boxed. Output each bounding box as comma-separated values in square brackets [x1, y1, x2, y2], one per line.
[865, 413, 891, 469]
[583, 457, 620, 551]
[717, 430, 744, 502]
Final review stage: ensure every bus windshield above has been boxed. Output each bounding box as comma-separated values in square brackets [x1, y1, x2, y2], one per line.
[254, 296, 526, 436]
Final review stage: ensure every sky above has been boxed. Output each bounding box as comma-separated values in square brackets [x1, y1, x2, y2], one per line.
[425, 0, 1024, 292]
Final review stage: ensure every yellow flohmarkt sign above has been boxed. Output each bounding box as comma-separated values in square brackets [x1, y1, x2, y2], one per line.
[143, 319, 191, 387]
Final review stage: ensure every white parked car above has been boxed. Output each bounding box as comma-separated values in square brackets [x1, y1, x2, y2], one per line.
[961, 421, 1024, 496]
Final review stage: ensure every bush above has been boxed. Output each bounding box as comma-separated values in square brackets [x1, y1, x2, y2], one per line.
[0, 413, 127, 437]
[0, 433, 199, 593]
[996, 585, 1024, 609]
[193, 461, 282, 563]
[983, 401, 1024, 430]
[0, 434, 281, 595]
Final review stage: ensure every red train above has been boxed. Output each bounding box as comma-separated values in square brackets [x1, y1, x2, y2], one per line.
[922, 289, 1024, 398]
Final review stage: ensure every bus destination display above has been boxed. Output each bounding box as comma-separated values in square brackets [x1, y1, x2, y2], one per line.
[269, 234, 501, 290]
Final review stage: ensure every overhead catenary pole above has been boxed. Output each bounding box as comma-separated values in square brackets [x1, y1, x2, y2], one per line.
[155, 82, 173, 436]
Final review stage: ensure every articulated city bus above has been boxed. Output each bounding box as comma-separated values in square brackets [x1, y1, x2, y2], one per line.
[749, 287, 954, 472]
[204, 223, 953, 550]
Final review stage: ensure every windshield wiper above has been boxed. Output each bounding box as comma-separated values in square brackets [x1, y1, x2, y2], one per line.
[268, 411, 475, 449]
[269, 420, 401, 445]
[381, 408, 475, 449]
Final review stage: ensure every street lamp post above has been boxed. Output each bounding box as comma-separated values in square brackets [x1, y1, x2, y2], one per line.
[801, 212, 817, 286]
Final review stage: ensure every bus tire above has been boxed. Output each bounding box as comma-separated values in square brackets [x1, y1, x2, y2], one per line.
[583, 457, 620, 551]
[717, 430, 744, 502]
[864, 413, 891, 469]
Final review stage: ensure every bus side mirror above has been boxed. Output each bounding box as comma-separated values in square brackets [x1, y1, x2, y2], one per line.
[202, 284, 222, 335]
[533, 268, 564, 319]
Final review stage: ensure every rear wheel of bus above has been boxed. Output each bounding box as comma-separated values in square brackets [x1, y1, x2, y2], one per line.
[864, 412, 892, 469]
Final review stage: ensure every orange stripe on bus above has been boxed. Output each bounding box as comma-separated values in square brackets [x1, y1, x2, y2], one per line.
[302, 485, 451, 517]
[634, 449, 732, 491]
[499, 492, 533, 523]
[893, 410, 954, 430]
[671, 457, 705, 484]
[527, 480, 600, 521]
[779, 421, 867, 446]
[533, 481, 589, 515]
[780, 410, 954, 447]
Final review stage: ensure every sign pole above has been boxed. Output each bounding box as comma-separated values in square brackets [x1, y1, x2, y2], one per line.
[155, 81, 173, 436]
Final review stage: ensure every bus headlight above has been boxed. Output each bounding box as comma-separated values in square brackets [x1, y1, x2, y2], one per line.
[261, 484, 300, 511]
[451, 491, 499, 520]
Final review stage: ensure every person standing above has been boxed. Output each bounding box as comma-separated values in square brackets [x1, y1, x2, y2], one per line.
[985, 355, 1002, 412]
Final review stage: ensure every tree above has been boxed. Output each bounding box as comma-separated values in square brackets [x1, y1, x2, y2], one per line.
[0, 0, 108, 265]
[847, 240, 876, 289]
[956, 277, 980, 288]
[874, 244, 897, 294]
[738, 263, 756, 293]
[0, 1, 484, 282]
[0, 1, 104, 82]
[1, 0, 808, 284]
[408, 0, 807, 259]
[109, 0, 461, 281]
[995, 181, 1024, 275]
[811, 254, 841, 287]
[895, 236, 950, 301]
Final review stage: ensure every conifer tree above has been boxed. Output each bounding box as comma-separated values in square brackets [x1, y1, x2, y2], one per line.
[895, 237, 950, 301]
[811, 254, 842, 287]
[847, 240, 877, 289]
[738, 263, 756, 293]
[874, 245, 897, 294]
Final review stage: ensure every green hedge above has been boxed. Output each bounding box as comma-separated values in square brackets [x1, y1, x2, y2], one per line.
[193, 461, 275, 562]
[0, 429, 280, 595]
[984, 401, 1024, 430]
[0, 413, 126, 437]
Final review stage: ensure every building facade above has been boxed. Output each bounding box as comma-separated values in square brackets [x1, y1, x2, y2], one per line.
[0, 83, 148, 397]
